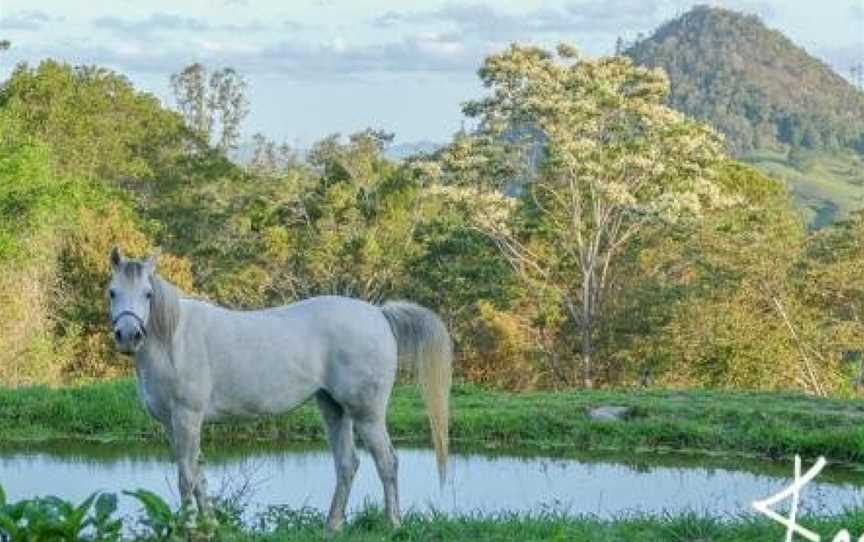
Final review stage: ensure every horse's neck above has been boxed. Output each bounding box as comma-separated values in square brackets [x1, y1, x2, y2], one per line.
[135, 337, 173, 376]
[133, 338, 177, 423]
[135, 297, 187, 372]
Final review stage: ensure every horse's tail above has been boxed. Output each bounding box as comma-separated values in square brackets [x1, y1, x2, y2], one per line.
[380, 301, 452, 484]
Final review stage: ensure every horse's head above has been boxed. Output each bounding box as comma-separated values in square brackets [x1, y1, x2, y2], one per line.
[108, 246, 159, 354]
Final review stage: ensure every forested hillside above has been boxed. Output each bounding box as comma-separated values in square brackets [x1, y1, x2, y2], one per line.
[625, 5, 864, 227]
[0, 45, 862, 396]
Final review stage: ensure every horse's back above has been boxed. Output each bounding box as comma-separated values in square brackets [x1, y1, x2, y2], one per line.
[280, 296, 399, 409]
[196, 295, 397, 419]
[264, 295, 395, 350]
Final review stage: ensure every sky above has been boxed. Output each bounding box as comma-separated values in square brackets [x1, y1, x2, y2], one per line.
[1, 0, 862, 147]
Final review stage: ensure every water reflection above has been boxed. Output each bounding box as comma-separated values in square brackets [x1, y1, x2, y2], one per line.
[1, 442, 863, 519]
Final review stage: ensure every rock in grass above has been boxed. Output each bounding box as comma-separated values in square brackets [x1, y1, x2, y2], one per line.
[588, 406, 632, 422]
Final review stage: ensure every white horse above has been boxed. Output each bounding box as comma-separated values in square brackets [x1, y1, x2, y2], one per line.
[107, 247, 452, 531]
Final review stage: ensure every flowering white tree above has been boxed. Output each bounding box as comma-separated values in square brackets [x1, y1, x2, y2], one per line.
[441, 44, 732, 387]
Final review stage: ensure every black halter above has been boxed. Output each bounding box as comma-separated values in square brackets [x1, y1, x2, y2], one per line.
[111, 310, 148, 337]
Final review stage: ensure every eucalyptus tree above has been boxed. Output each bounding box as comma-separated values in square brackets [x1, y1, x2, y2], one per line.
[248, 132, 298, 175]
[439, 44, 732, 387]
[170, 63, 211, 141]
[170, 64, 249, 151]
[208, 67, 249, 151]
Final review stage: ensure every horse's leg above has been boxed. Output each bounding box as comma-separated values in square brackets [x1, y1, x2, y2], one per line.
[195, 456, 212, 518]
[316, 391, 359, 533]
[170, 407, 206, 517]
[355, 415, 400, 528]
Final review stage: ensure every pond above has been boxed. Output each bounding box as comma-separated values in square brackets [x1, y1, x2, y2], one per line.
[1, 442, 863, 520]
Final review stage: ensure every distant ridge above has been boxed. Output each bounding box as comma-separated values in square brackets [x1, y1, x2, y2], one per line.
[625, 5, 864, 227]
[625, 5, 864, 156]
[384, 141, 443, 161]
[230, 140, 442, 165]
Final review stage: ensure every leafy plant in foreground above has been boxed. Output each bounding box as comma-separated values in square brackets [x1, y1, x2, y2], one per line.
[0, 485, 105, 542]
[123, 489, 183, 541]
[0, 484, 222, 542]
[124, 489, 218, 542]
[90, 494, 122, 542]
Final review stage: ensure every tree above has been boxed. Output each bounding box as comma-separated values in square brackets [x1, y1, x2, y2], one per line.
[800, 212, 864, 389]
[441, 44, 730, 387]
[248, 132, 298, 175]
[170, 63, 211, 141]
[208, 67, 249, 151]
[170, 64, 249, 151]
[1, 60, 187, 180]
[631, 163, 833, 393]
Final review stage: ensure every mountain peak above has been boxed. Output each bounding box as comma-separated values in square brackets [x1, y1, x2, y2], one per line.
[625, 5, 864, 156]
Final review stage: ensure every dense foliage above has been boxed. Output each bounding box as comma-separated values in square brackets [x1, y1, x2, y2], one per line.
[0, 60, 188, 180]
[0, 45, 861, 395]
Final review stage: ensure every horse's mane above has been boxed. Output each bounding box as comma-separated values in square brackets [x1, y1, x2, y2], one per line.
[148, 274, 181, 344]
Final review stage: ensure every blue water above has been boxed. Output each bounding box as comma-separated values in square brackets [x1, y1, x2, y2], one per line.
[1, 443, 862, 520]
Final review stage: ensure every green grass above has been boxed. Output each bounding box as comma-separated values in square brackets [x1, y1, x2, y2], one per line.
[237, 507, 864, 542]
[4, 379, 864, 465]
[742, 148, 864, 228]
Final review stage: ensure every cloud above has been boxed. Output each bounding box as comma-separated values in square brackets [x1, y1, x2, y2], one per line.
[229, 33, 478, 76]
[565, 0, 665, 30]
[12, 1, 854, 85]
[7, 31, 481, 80]
[221, 21, 269, 33]
[852, 2, 864, 20]
[93, 13, 211, 34]
[372, 1, 667, 40]
[373, 4, 523, 37]
[92, 12, 272, 37]
[0, 10, 61, 31]
[368, 0, 791, 46]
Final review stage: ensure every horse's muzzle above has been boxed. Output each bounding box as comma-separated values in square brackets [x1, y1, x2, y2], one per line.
[113, 323, 144, 354]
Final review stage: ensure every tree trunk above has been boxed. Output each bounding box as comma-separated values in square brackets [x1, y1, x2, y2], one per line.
[564, 296, 594, 389]
[580, 272, 594, 389]
[581, 326, 594, 389]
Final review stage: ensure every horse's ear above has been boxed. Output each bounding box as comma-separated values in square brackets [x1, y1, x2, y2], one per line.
[109, 246, 122, 270]
[144, 249, 161, 275]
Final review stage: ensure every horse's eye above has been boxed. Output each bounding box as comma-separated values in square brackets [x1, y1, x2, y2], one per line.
[109, 289, 116, 299]
[145, 291, 153, 300]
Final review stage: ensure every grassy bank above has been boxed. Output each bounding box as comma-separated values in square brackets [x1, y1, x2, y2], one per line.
[3, 379, 864, 464]
[5, 483, 864, 542]
[237, 508, 864, 542]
